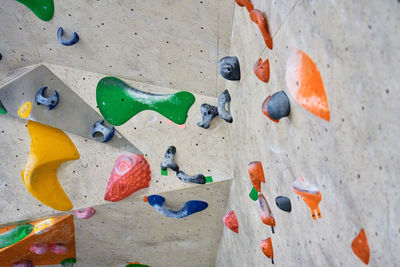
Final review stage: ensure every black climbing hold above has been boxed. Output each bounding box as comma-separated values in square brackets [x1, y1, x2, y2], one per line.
[275, 196, 291, 212]
[91, 119, 115, 143]
[176, 171, 206, 184]
[217, 89, 233, 123]
[161, 146, 179, 172]
[35, 86, 59, 110]
[197, 103, 218, 129]
[57, 27, 79, 46]
[0, 53, 2, 61]
[267, 91, 290, 120]
[218, 56, 240, 81]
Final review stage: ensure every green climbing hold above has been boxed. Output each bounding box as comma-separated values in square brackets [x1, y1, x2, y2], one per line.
[161, 167, 168, 176]
[0, 223, 33, 249]
[249, 186, 258, 201]
[126, 264, 149, 267]
[205, 176, 213, 183]
[96, 77, 195, 126]
[16, 0, 54, 21]
[61, 257, 77, 267]
[0, 100, 7, 114]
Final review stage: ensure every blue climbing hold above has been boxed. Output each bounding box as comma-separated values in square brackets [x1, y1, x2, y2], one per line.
[147, 195, 208, 218]
[57, 27, 79, 46]
[91, 120, 115, 143]
[35, 86, 59, 110]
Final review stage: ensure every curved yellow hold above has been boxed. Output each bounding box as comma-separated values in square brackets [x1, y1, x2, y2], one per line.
[17, 101, 32, 118]
[21, 121, 80, 211]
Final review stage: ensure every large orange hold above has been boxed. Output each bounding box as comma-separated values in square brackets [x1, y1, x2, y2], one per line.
[286, 47, 330, 121]
[260, 237, 274, 264]
[223, 210, 239, 233]
[250, 9, 273, 50]
[248, 161, 265, 192]
[351, 228, 370, 265]
[104, 154, 151, 202]
[234, 0, 254, 12]
[254, 58, 270, 83]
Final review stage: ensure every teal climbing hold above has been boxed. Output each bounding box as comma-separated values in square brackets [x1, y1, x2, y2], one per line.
[16, 0, 54, 21]
[96, 77, 195, 126]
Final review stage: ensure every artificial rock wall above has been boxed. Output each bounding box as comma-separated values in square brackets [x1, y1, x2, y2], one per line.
[216, 0, 399, 266]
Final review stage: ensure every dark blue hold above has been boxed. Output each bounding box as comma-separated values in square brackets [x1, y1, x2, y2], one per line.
[57, 27, 79, 46]
[0, 53, 2, 61]
[91, 120, 115, 143]
[147, 195, 208, 218]
[35, 86, 59, 110]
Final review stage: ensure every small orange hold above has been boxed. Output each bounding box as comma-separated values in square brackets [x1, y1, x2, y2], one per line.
[249, 9, 273, 50]
[351, 228, 370, 265]
[223, 210, 239, 233]
[254, 58, 270, 83]
[258, 193, 275, 233]
[248, 161, 265, 192]
[262, 96, 279, 123]
[143, 196, 148, 202]
[260, 237, 274, 264]
[234, 0, 254, 12]
[292, 177, 322, 220]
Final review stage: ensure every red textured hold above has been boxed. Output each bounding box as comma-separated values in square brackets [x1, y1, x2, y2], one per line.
[104, 154, 151, 202]
[223, 210, 239, 233]
[254, 58, 270, 83]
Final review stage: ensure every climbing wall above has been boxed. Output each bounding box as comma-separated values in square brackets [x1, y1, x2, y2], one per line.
[216, 0, 400, 266]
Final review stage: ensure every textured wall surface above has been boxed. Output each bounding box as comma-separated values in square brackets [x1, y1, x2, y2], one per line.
[216, 0, 399, 266]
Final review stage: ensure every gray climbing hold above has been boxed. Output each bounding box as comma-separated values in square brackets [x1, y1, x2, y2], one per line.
[197, 103, 219, 129]
[91, 120, 115, 143]
[217, 89, 233, 123]
[267, 91, 290, 120]
[161, 146, 179, 172]
[218, 56, 240, 81]
[176, 171, 206, 184]
[275, 196, 291, 212]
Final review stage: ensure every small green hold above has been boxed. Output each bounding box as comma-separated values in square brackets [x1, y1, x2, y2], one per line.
[161, 168, 168, 176]
[96, 77, 195, 126]
[126, 264, 149, 267]
[205, 176, 213, 183]
[16, 0, 54, 21]
[60, 257, 76, 267]
[249, 187, 258, 201]
[0, 100, 7, 114]
[0, 223, 33, 249]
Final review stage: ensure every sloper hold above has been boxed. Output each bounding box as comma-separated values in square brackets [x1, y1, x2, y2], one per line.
[254, 58, 270, 83]
[12, 261, 34, 267]
[275, 196, 291, 212]
[57, 27, 79, 46]
[73, 207, 96, 220]
[96, 76, 195, 126]
[29, 243, 48, 255]
[351, 228, 370, 265]
[250, 10, 273, 50]
[286, 47, 330, 121]
[292, 177, 322, 220]
[49, 243, 67, 255]
[217, 89, 233, 123]
[218, 56, 241, 81]
[61, 258, 77, 267]
[160, 146, 179, 171]
[0, 224, 33, 249]
[248, 161, 266, 192]
[16, 0, 54, 21]
[176, 171, 206, 184]
[258, 194, 275, 233]
[104, 154, 151, 202]
[223, 210, 239, 233]
[260, 237, 274, 264]
[126, 263, 149, 267]
[197, 103, 219, 129]
[262, 91, 290, 122]
[21, 121, 79, 211]
[146, 195, 208, 218]
[234, 0, 254, 12]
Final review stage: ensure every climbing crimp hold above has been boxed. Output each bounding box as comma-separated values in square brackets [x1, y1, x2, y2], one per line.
[176, 170, 206, 184]
[61, 258, 77, 267]
[49, 243, 67, 254]
[12, 261, 34, 267]
[73, 207, 96, 219]
[275, 196, 291, 212]
[234, 0, 254, 12]
[218, 56, 241, 81]
[57, 27, 79, 46]
[223, 210, 239, 233]
[351, 228, 370, 265]
[258, 194, 275, 233]
[248, 161, 265, 192]
[35, 86, 59, 110]
[29, 243, 48, 255]
[0, 223, 34, 249]
[160, 146, 179, 172]
[146, 195, 208, 218]
[254, 58, 270, 83]
[197, 103, 219, 129]
[217, 89, 233, 123]
[292, 177, 322, 220]
[250, 9, 273, 50]
[262, 91, 290, 123]
[91, 119, 115, 143]
[260, 237, 274, 264]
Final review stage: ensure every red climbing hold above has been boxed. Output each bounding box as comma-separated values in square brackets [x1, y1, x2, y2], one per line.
[250, 9, 273, 50]
[104, 154, 151, 202]
[351, 228, 370, 265]
[223, 210, 239, 233]
[260, 237, 274, 264]
[248, 161, 265, 192]
[234, 0, 254, 13]
[254, 58, 270, 83]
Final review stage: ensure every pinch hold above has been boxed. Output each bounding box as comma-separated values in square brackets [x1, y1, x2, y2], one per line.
[73, 207, 96, 219]
[218, 56, 241, 81]
[176, 170, 206, 184]
[35, 86, 59, 110]
[146, 195, 208, 218]
[160, 146, 179, 172]
[217, 89, 233, 123]
[91, 119, 115, 143]
[197, 103, 218, 129]
[57, 27, 79, 46]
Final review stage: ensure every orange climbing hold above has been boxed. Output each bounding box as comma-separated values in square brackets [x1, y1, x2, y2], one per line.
[254, 58, 270, 83]
[351, 228, 370, 265]
[260, 237, 274, 264]
[258, 194, 275, 233]
[250, 9, 273, 50]
[262, 96, 279, 123]
[223, 210, 239, 233]
[292, 177, 322, 220]
[248, 161, 265, 192]
[286, 47, 330, 121]
[234, 0, 254, 12]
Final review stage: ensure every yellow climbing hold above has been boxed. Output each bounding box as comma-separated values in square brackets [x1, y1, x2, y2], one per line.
[21, 121, 80, 211]
[17, 101, 32, 118]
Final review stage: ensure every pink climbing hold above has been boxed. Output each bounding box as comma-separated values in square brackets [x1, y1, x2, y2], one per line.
[12, 261, 34, 267]
[29, 243, 48, 255]
[73, 207, 96, 219]
[49, 243, 67, 255]
[104, 154, 151, 202]
[223, 210, 239, 233]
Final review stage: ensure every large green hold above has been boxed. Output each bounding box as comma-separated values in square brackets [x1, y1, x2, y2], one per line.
[0, 223, 33, 249]
[96, 77, 195, 126]
[16, 0, 54, 21]
[0, 100, 7, 114]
